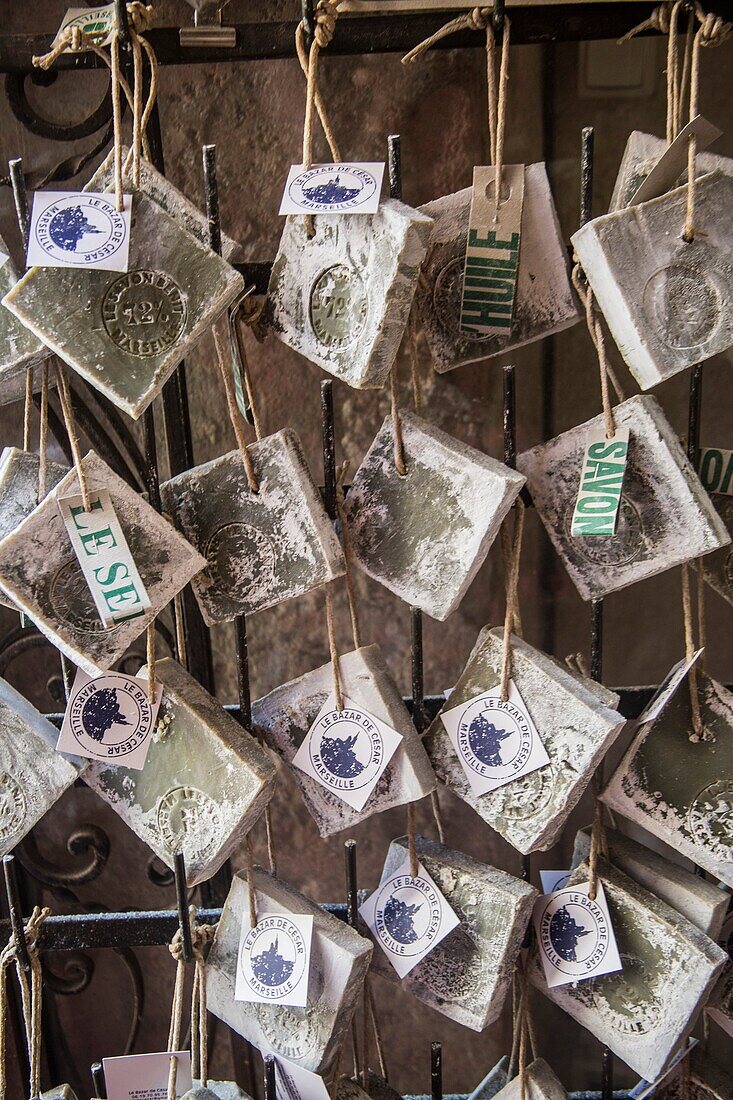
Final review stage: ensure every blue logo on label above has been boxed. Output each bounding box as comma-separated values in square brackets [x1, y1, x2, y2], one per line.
[467, 715, 512, 767]
[33, 193, 127, 266]
[48, 206, 104, 252]
[80, 687, 132, 743]
[383, 894, 422, 945]
[549, 905, 592, 962]
[301, 174, 361, 206]
[320, 733, 366, 779]
[251, 936, 296, 988]
[288, 164, 379, 213]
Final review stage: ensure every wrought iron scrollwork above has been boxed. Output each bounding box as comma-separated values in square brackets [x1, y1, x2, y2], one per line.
[15, 825, 110, 889]
[5, 69, 114, 143]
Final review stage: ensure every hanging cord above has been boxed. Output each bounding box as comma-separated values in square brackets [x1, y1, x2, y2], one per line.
[499, 499, 525, 702]
[250, 725, 278, 877]
[212, 323, 260, 494]
[366, 979, 388, 1082]
[681, 562, 710, 741]
[186, 914, 215, 1088]
[587, 798, 609, 902]
[570, 267, 625, 439]
[335, 465, 362, 651]
[37, 363, 48, 504]
[0, 906, 51, 1100]
[146, 620, 157, 706]
[294, 0, 343, 170]
[232, 298, 266, 443]
[406, 309, 423, 416]
[508, 966, 538, 1079]
[167, 926, 188, 1100]
[54, 359, 93, 513]
[389, 361, 407, 478]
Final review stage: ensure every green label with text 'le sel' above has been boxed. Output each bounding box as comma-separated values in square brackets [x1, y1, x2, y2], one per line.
[571, 428, 630, 537]
[460, 164, 524, 338]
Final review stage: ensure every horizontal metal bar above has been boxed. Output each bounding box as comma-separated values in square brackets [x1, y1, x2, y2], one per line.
[0, 6, 672, 73]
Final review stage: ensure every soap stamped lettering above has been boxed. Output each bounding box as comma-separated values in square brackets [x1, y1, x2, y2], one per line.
[102, 269, 187, 357]
[0, 772, 26, 842]
[309, 264, 368, 350]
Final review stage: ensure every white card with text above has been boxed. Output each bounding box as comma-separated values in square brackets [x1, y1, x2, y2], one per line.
[102, 1051, 192, 1100]
[274, 1055, 331, 1100]
[235, 911, 314, 1006]
[280, 163, 384, 215]
[27, 191, 131, 272]
[534, 880, 622, 989]
[57, 668, 162, 769]
[539, 869, 571, 894]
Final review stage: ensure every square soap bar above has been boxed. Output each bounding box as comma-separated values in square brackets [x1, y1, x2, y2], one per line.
[609, 130, 733, 212]
[267, 199, 433, 389]
[0, 447, 69, 610]
[0, 233, 49, 396]
[344, 412, 525, 620]
[415, 164, 579, 373]
[253, 644, 436, 837]
[161, 431, 344, 625]
[0, 675, 84, 857]
[517, 395, 730, 601]
[572, 825, 729, 940]
[492, 1060, 567, 1100]
[601, 671, 733, 888]
[425, 627, 624, 853]
[698, 495, 733, 608]
[90, 148, 241, 262]
[206, 868, 372, 1073]
[706, 962, 733, 1039]
[529, 859, 726, 1082]
[572, 171, 733, 390]
[367, 835, 536, 1031]
[3, 187, 243, 420]
[85, 657, 276, 886]
[0, 450, 206, 676]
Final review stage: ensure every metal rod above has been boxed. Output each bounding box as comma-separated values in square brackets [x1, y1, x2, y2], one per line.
[503, 364, 516, 470]
[430, 1042, 442, 1100]
[687, 363, 703, 468]
[321, 380, 337, 521]
[8, 157, 30, 253]
[411, 606, 426, 735]
[2, 854, 31, 973]
[114, 0, 130, 48]
[235, 612, 253, 731]
[264, 1054, 277, 1100]
[344, 839, 358, 928]
[590, 599, 603, 684]
[301, 0, 315, 49]
[580, 126, 595, 229]
[174, 851, 194, 962]
[388, 134, 402, 201]
[203, 144, 222, 258]
[91, 1061, 107, 1099]
[601, 1047, 614, 1100]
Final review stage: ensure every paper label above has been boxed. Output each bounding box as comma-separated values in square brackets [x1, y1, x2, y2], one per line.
[359, 855, 460, 978]
[279, 163, 385, 215]
[274, 1056, 331, 1100]
[440, 681, 549, 797]
[27, 191, 131, 272]
[460, 164, 524, 336]
[640, 648, 704, 725]
[52, 4, 116, 50]
[102, 1051, 192, 1100]
[235, 912, 313, 1006]
[571, 428, 630, 537]
[539, 870, 571, 894]
[292, 694, 403, 811]
[57, 667, 162, 769]
[57, 487, 151, 629]
[699, 446, 733, 495]
[628, 1038, 698, 1099]
[0, 251, 9, 271]
[630, 115, 723, 206]
[534, 880, 622, 988]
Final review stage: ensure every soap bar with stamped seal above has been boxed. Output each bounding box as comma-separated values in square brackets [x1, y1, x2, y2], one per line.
[161, 430, 344, 625]
[366, 834, 536, 1031]
[609, 129, 733, 212]
[415, 164, 578, 374]
[696, 494, 733, 608]
[206, 868, 372, 1073]
[425, 626, 625, 853]
[517, 394, 730, 601]
[84, 657, 276, 886]
[0, 675, 85, 858]
[529, 858, 726, 1082]
[343, 411, 525, 620]
[266, 199, 433, 389]
[0, 451, 206, 676]
[0, 233, 50, 400]
[572, 171, 733, 390]
[253, 644, 435, 837]
[601, 670, 733, 889]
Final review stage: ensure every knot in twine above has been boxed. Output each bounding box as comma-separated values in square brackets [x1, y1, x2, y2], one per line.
[33, 25, 106, 68]
[18, 907, 51, 957]
[313, 0, 340, 48]
[402, 5, 493, 63]
[466, 7, 492, 30]
[128, 2, 155, 33]
[696, 8, 731, 46]
[168, 910, 213, 963]
[618, 1, 672, 43]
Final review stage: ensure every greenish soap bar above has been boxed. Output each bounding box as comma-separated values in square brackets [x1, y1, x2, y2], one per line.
[0, 232, 49, 397]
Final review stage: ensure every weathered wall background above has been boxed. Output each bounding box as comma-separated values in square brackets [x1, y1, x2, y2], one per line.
[0, 2, 732, 1095]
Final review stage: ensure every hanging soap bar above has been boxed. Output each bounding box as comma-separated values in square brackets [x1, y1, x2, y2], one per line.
[529, 858, 726, 1082]
[3, 182, 244, 420]
[518, 395, 730, 602]
[0, 447, 69, 611]
[343, 412, 525, 620]
[610, 130, 733, 212]
[0, 233, 50, 400]
[492, 1060, 567, 1100]
[366, 835, 536, 1031]
[337, 1080, 370, 1100]
[365, 1072, 403, 1100]
[657, 1058, 733, 1100]
[468, 1057, 510, 1100]
[266, 200, 433, 389]
[414, 164, 578, 374]
[206, 868, 372, 1073]
[572, 825, 729, 940]
[41, 1088, 79, 1099]
[84, 657, 276, 886]
[185, 1086, 251, 1100]
[707, 962, 733, 1038]
[0, 451, 206, 676]
[91, 147, 241, 261]
[601, 670, 733, 889]
[253, 644, 435, 837]
[161, 430, 344, 625]
[572, 171, 733, 391]
[0, 675, 84, 858]
[425, 627, 625, 853]
[697, 495, 733, 608]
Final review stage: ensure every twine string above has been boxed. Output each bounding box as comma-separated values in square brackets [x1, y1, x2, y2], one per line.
[587, 797, 608, 901]
[430, 789, 446, 845]
[54, 359, 93, 512]
[22, 368, 32, 453]
[212, 323, 260, 494]
[684, 7, 731, 241]
[682, 563, 706, 740]
[38, 362, 48, 504]
[295, 0, 342, 170]
[570, 267, 623, 438]
[499, 499, 525, 703]
[232, 298, 266, 443]
[0, 907, 51, 1100]
[390, 363, 407, 478]
[167, 929, 188, 1100]
[366, 977, 388, 1082]
[146, 620, 157, 706]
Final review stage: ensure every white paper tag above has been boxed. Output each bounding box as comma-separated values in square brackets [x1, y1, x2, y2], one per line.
[0, 251, 9, 271]
[279, 163, 385, 215]
[102, 1051, 192, 1100]
[630, 115, 723, 206]
[235, 912, 313, 1006]
[57, 487, 151, 629]
[571, 428, 630, 537]
[539, 869, 571, 894]
[292, 694, 403, 811]
[359, 855, 460, 979]
[274, 1056, 331, 1100]
[52, 4, 116, 50]
[27, 191, 131, 272]
[629, 1039, 698, 1099]
[460, 164, 524, 336]
[57, 667, 162, 769]
[640, 649, 704, 725]
[699, 446, 733, 495]
[534, 880, 622, 989]
[440, 681, 549, 797]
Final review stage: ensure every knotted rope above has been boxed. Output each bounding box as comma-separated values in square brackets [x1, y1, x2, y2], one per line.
[0, 906, 51, 1100]
[212, 322, 260, 494]
[167, 914, 214, 1099]
[587, 798, 609, 902]
[683, 7, 730, 241]
[499, 498, 525, 702]
[54, 359, 93, 513]
[570, 266, 625, 441]
[681, 562, 710, 741]
[295, 0, 343, 170]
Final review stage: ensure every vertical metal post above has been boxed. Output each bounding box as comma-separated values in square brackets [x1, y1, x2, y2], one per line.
[344, 839, 358, 928]
[688, 363, 703, 468]
[8, 159, 30, 253]
[430, 1042, 442, 1100]
[264, 1054, 277, 1100]
[388, 135, 402, 201]
[321, 380, 337, 522]
[301, 0, 315, 48]
[173, 851, 193, 963]
[91, 1061, 107, 1099]
[2, 855, 31, 973]
[411, 607, 426, 734]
